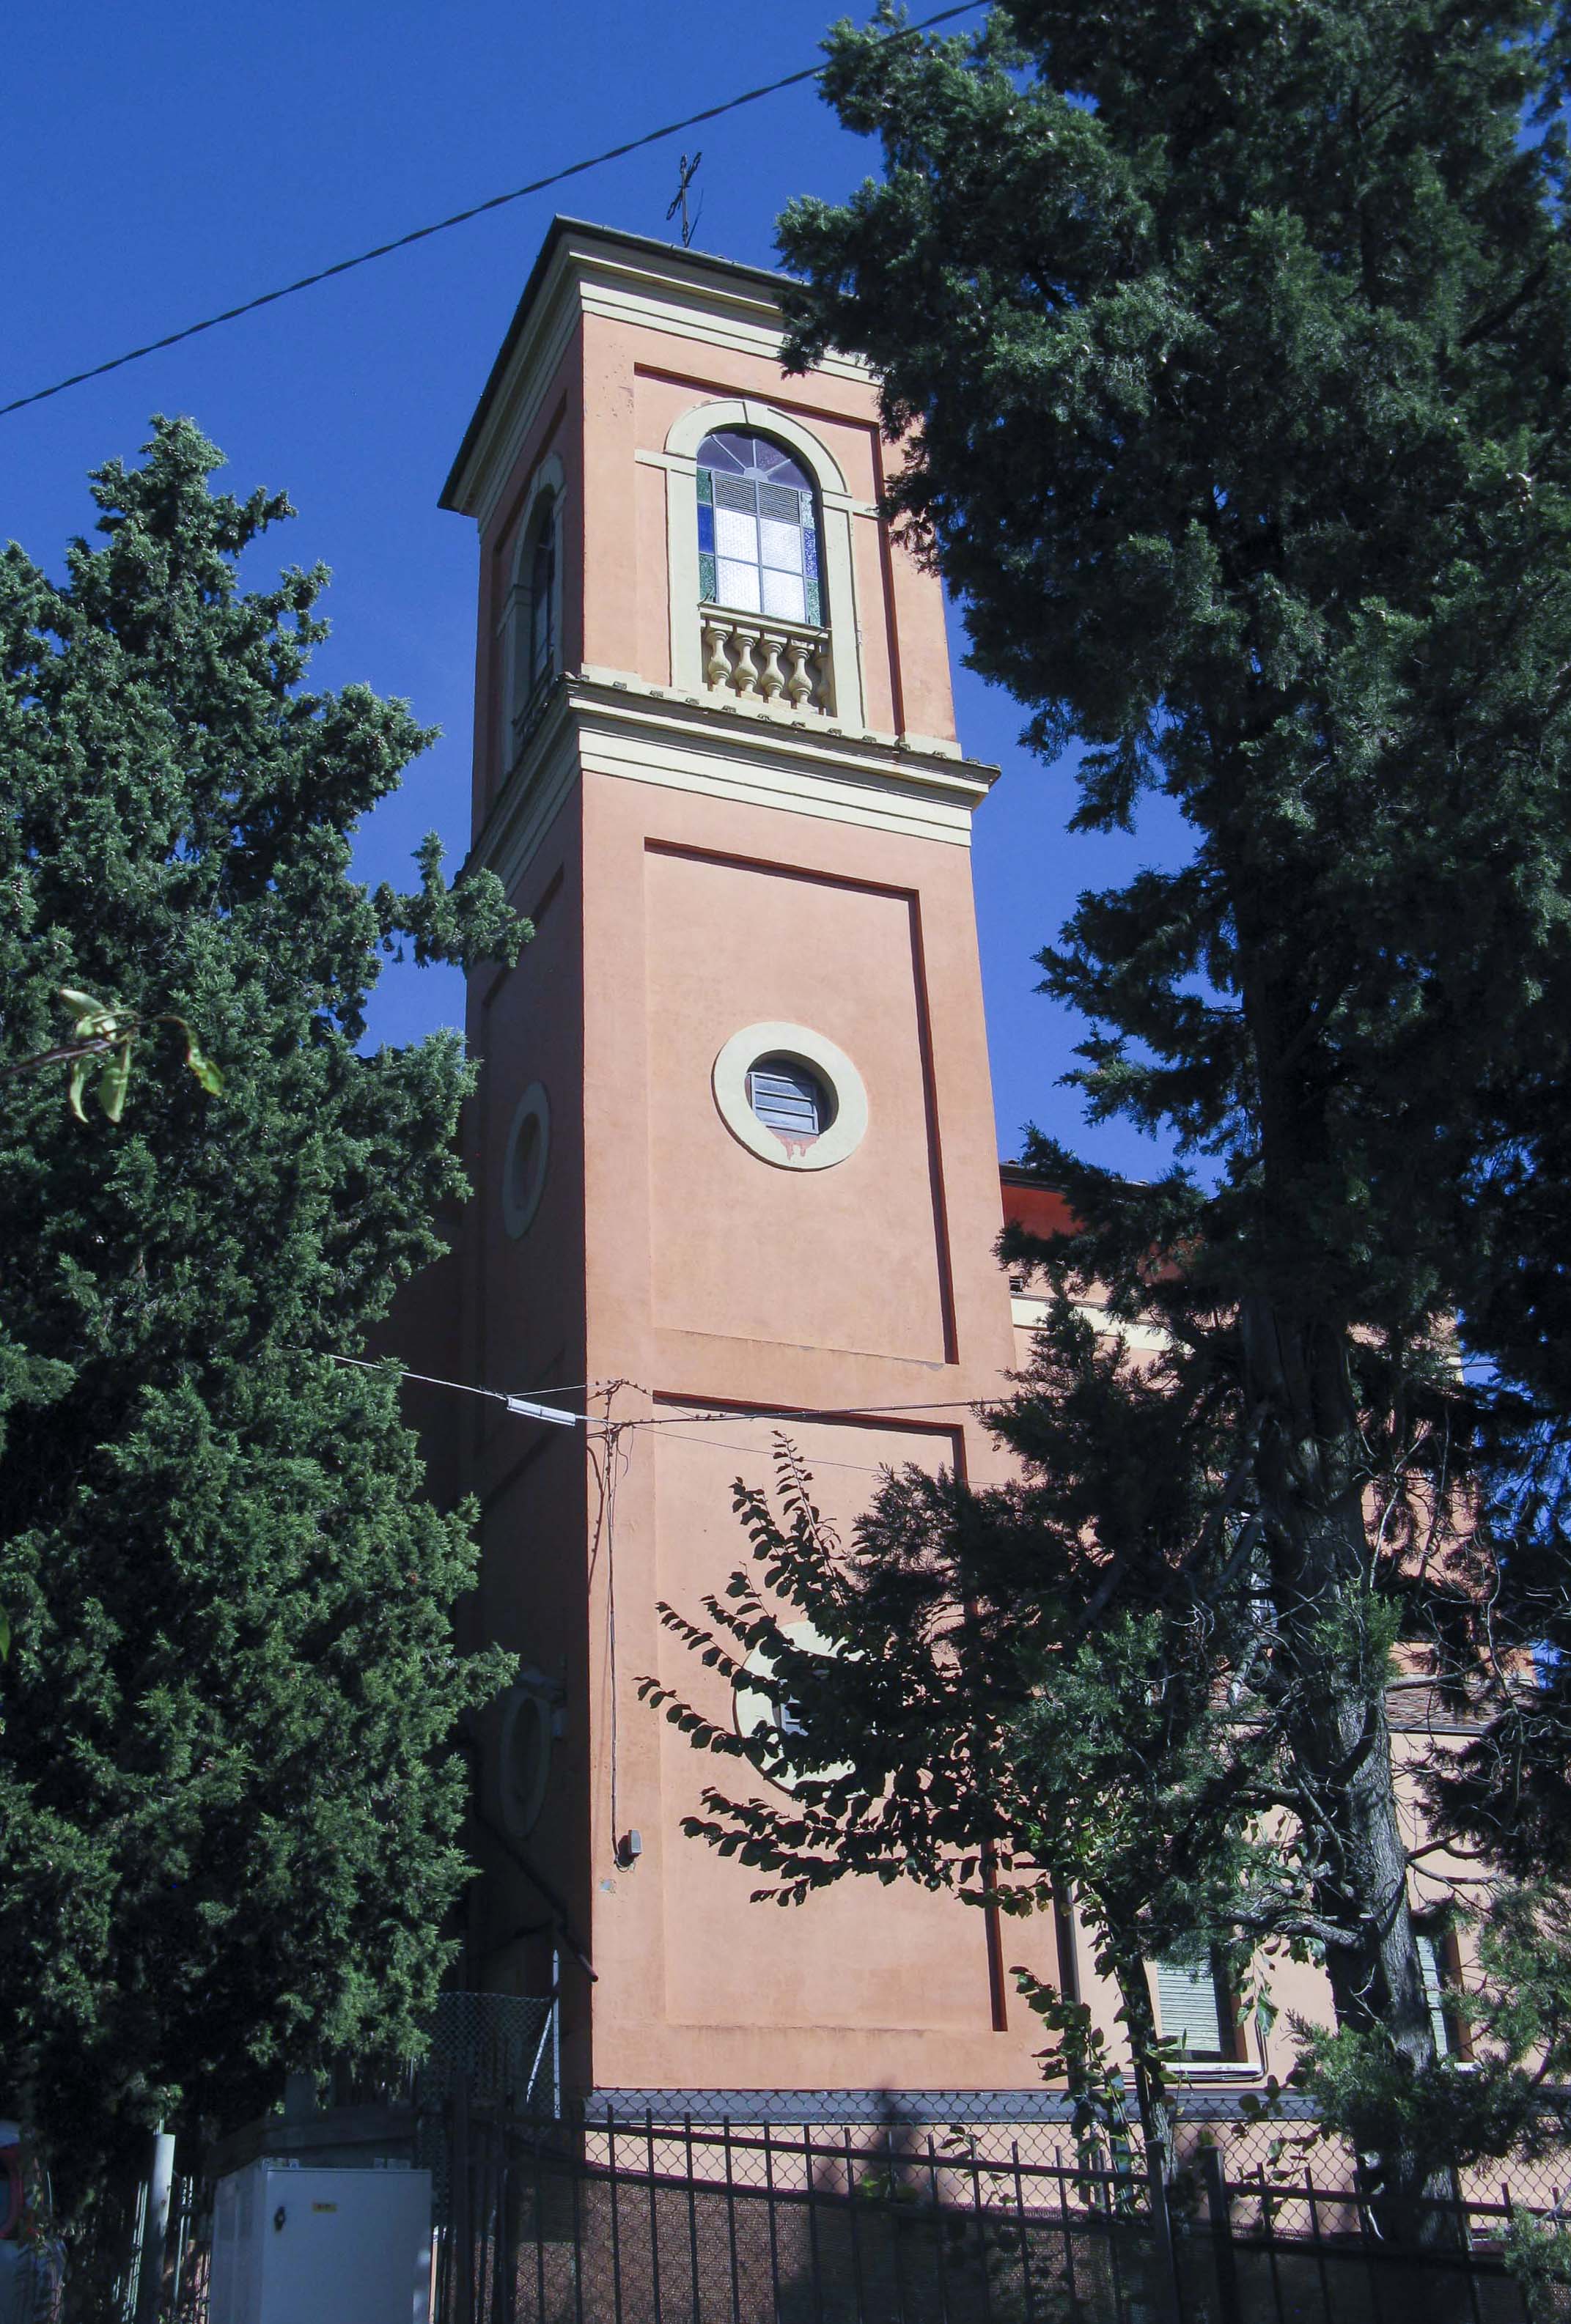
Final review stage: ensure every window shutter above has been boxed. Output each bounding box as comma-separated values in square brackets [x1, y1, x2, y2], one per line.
[1416, 1934, 1453, 2056]
[747, 1061, 823, 1140]
[1153, 1957, 1227, 2058]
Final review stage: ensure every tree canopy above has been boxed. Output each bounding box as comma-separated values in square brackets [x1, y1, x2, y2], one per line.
[655, 0, 1571, 2235]
[0, 419, 522, 2210]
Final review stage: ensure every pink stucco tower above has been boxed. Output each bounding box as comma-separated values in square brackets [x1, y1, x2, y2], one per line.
[436, 218, 1056, 2105]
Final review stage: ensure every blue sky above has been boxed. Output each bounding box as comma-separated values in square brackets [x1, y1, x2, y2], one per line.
[4, 0, 1187, 1178]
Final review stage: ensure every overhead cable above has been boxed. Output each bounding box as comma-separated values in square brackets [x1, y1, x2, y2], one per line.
[304, 1349, 999, 1440]
[1, 2, 986, 421]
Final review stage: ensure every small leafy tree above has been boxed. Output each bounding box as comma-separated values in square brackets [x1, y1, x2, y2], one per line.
[0, 419, 523, 2216]
[643, 1329, 1339, 2172]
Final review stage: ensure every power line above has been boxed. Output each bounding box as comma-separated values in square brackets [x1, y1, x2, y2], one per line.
[628, 1398, 996, 1426]
[303, 1346, 598, 1417]
[648, 1425, 895, 1477]
[302, 1350, 1000, 1444]
[1, 3, 986, 421]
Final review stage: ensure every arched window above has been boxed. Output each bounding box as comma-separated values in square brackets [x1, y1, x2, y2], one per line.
[526, 495, 556, 694]
[696, 430, 823, 627]
[507, 488, 559, 755]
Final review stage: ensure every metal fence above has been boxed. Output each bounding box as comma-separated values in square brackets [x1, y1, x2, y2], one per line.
[54, 2082, 1571, 2323]
[430, 2094, 1570, 2324]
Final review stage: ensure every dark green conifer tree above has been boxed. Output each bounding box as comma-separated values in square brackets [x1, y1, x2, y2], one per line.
[0, 421, 521, 2213]
[653, 0, 1571, 2237]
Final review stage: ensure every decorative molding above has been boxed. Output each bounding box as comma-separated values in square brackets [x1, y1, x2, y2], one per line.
[663, 397, 848, 490]
[444, 227, 870, 531]
[636, 449, 880, 520]
[1011, 1294, 1171, 1354]
[466, 677, 998, 901]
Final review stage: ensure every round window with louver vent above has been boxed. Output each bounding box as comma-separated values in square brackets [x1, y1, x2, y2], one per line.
[746, 1055, 835, 1149]
[711, 1022, 868, 1172]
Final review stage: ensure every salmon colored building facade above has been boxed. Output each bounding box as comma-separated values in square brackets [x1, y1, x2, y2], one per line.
[419, 218, 1361, 2113]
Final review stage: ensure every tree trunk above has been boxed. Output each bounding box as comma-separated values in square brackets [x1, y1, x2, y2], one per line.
[1240, 1294, 1457, 2248]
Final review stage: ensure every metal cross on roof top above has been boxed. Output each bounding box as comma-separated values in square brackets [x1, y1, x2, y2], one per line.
[666, 151, 703, 249]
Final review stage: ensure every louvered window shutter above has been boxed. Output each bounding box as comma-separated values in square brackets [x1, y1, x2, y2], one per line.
[1153, 1957, 1228, 2058]
[1417, 1935, 1453, 2056]
[747, 1060, 823, 1140]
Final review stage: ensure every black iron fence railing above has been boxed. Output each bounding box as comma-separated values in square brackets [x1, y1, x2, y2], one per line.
[45, 2081, 1571, 2322]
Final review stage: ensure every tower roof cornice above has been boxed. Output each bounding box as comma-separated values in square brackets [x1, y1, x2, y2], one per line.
[440, 216, 869, 526]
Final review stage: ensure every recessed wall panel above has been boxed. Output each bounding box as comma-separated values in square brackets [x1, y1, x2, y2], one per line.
[644, 844, 948, 1362]
[652, 1412, 995, 2035]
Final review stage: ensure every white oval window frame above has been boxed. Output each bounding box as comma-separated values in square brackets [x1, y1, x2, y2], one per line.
[496, 1671, 563, 1839]
[501, 1081, 551, 1237]
[712, 1022, 868, 1171]
[735, 1620, 853, 1794]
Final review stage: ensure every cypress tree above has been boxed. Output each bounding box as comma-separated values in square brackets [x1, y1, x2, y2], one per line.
[0, 420, 521, 2213]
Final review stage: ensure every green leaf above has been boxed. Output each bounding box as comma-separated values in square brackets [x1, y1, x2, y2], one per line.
[183, 1034, 223, 1096]
[0, 1605, 10, 1661]
[67, 1055, 91, 1124]
[98, 1039, 133, 1124]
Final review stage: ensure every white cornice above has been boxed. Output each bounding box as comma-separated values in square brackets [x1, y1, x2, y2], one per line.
[445, 226, 871, 534]
[466, 674, 998, 901]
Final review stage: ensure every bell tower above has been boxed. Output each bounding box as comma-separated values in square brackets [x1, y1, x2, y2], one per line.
[438, 218, 1048, 2103]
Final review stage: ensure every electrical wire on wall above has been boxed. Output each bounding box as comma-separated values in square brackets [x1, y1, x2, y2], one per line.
[586, 1381, 634, 1867]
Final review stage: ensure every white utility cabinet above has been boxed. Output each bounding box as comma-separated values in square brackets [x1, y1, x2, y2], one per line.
[209, 2161, 432, 2324]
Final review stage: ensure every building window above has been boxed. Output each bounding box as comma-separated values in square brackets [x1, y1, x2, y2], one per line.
[528, 498, 556, 690]
[746, 1056, 832, 1147]
[1152, 1954, 1236, 2062]
[696, 429, 823, 628]
[501, 1082, 551, 1238]
[508, 489, 560, 752]
[1417, 1930, 1468, 2057]
[711, 1022, 868, 1173]
[735, 1622, 849, 1794]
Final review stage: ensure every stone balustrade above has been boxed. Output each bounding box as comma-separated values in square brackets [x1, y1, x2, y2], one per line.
[699, 610, 831, 712]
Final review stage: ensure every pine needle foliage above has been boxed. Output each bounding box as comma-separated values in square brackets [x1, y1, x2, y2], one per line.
[0, 420, 523, 2210]
[658, 0, 1571, 2236]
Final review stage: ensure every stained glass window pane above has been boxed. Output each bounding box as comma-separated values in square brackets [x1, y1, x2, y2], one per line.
[716, 558, 761, 612]
[714, 506, 759, 561]
[697, 429, 754, 473]
[758, 517, 802, 573]
[804, 579, 822, 627]
[757, 444, 812, 493]
[696, 468, 713, 505]
[803, 528, 820, 581]
[699, 552, 717, 602]
[697, 430, 813, 493]
[762, 567, 807, 621]
[713, 474, 757, 513]
[697, 504, 715, 554]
